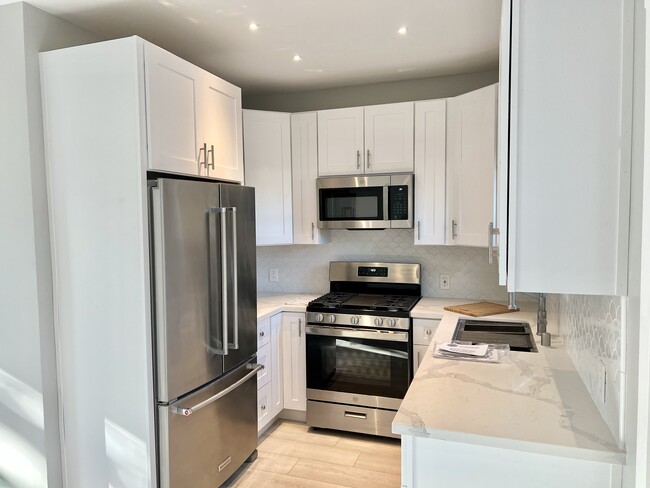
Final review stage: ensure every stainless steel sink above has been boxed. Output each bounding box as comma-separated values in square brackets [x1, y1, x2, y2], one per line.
[452, 319, 538, 353]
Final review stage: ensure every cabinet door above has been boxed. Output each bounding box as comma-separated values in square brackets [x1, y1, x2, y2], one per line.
[317, 107, 364, 176]
[243, 110, 293, 245]
[202, 71, 244, 183]
[413, 345, 430, 374]
[414, 100, 446, 245]
[144, 42, 202, 176]
[447, 84, 497, 247]
[412, 319, 440, 346]
[257, 317, 271, 348]
[282, 312, 306, 411]
[291, 112, 329, 244]
[365, 102, 414, 174]
[270, 314, 284, 417]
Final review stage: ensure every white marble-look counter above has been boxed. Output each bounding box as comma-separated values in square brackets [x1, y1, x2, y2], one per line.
[394, 300, 625, 464]
[256, 292, 317, 320]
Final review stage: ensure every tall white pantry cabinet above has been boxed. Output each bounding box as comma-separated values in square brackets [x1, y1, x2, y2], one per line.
[39, 36, 244, 486]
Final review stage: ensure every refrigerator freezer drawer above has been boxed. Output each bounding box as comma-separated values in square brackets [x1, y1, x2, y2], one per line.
[158, 359, 259, 488]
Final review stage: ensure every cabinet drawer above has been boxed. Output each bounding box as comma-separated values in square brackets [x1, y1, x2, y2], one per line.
[413, 319, 440, 346]
[257, 317, 271, 348]
[257, 382, 272, 431]
[257, 342, 271, 389]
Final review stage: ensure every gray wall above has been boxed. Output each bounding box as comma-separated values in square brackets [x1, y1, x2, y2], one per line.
[0, 3, 96, 486]
[243, 70, 498, 112]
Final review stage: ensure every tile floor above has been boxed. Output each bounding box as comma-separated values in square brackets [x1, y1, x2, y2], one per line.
[223, 420, 401, 487]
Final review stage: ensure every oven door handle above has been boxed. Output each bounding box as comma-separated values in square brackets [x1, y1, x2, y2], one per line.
[305, 325, 408, 343]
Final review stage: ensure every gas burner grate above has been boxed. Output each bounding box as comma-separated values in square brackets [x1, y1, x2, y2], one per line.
[309, 292, 356, 309]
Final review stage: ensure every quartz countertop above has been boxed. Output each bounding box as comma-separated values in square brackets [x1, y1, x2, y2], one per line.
[393, 300, 625, 464]
[256, 292, 318, 320]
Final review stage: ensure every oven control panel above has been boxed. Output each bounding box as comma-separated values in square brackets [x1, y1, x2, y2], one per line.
[306, 312, 410, 330]
[357, 266, 388, 277]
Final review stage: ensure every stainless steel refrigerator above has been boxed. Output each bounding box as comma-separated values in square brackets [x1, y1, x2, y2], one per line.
[149, 177, 259, 487]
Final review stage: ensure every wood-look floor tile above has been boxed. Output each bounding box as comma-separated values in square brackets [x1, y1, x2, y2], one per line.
[354, 451, 401, 477]
[289, 458, 401, 488]
[335, 435, 401, 456]
[258, 436, 361, 467]
[271, 421, 341, 446]
[253, 451, 300, 474]
[230, 470, 346, 488]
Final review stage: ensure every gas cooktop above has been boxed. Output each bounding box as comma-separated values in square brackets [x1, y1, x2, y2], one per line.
[307, 292, 421, 314]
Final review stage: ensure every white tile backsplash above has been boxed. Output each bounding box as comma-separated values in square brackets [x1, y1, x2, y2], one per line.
[547, 294, 624, 443]
[256, 229, 508, 300]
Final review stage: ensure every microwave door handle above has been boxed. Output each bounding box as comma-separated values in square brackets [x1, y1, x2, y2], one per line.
[226, 208, 239, 350]
[208, 208, 227, 355]
[383, 185, 389, 223]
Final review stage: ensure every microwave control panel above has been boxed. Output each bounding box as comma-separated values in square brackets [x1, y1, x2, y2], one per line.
[388, 186, 409, 220]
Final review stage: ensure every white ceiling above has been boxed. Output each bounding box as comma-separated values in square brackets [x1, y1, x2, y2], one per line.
[12, 0, 501, 95]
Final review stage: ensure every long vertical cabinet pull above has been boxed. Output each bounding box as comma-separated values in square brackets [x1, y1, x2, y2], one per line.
[488, 222, 500, 264]
[298, 318, 302, 338]
[452, 220, 458, 240]
[356, 150, 361, 169]
[367, 149, 371, 169]
[206, 144, 215, 176]
[311, 222, 315, 241]
[198, 143, 207, 173]
[227, 207, 239, 349]
[208, 208, 228, 355]
[417, 221, 421, 241]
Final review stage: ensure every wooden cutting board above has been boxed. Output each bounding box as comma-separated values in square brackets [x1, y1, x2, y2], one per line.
[444, 302, 519, 317]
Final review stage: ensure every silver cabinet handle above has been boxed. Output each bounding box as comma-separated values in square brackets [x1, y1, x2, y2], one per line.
[206, 144, 215, 174]
[367, 149, 370, 169]
[311, 222, 315, 241]
[198, 143, 207, 172]
[356, 150, 361, 169]
[298, 318, 302, 338]
[172, 363, 264, 416]
[452, 219, 458, 240]
[417, 220, 421, 241]
[488, 222, 500, 264]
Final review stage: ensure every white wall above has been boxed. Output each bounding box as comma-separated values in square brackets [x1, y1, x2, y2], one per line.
[0, 3, 96, 486]
[257, 229, 508, 301]
[243, 70, 499, 112]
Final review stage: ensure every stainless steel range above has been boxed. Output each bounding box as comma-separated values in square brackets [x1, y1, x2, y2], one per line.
[305, 261, 421, 438]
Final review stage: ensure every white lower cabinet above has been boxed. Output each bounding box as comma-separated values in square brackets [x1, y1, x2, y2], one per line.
[281, 312, 307, 411]
[412, 319, 440, 374]
[257, 382, 272, 432]
[257, 342, 271, 388]
[270, 314, 284, 417]
[257, 315, 276, 434]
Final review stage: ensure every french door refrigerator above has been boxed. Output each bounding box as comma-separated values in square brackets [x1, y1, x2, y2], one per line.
[149, 177, 259, 487]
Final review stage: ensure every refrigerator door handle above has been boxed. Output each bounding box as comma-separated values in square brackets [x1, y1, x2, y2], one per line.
[208, 208, 228, 355]
[171, 363, 263, 416]
[227, 207, 239, 350]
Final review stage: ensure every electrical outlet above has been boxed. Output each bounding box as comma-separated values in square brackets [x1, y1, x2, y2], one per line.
[269, 268, 279, 282]
[440, 274, 450, 290]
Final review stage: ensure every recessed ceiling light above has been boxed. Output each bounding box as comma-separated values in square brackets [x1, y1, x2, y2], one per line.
[293, 54, 302, 62]
[398, 26, 408, 35]
[249, 22, 259, 31]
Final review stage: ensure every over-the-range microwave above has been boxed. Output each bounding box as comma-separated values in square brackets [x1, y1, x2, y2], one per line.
[316, 174, 413, 230]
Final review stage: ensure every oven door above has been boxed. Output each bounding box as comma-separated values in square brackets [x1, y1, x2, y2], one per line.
[305, 325, 410, 410]
[317, 175, 390, 229]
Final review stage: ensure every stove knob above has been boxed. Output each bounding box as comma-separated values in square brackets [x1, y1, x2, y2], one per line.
[350, 316, 359, 325]
[327, 314, 336, 324]
[315, 313, 324, 322]
[374, 317, 384, 327]
[387, 318, 396, 328]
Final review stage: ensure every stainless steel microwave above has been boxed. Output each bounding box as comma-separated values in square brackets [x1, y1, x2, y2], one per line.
[317, 174, 413, 230]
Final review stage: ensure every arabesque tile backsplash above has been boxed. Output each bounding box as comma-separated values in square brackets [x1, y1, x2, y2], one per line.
[547, 294, 625, 443]
[256, 229, 508, 300]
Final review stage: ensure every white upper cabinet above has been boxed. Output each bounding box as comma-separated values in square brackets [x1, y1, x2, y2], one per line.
[317, 102, 414, 176]
[144, 42, 203, 177]
[317, 107, 364, 176]
[144, 42, 243, 182]
[291, 112, 329, 244]
[446, 84, 497, 247]
[201, 71, 244, 182]
[414, 99, 446, 245]
[243, 110, 293, 246]
[501, 0, 630, 295]
[364, 102, 414, 174]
